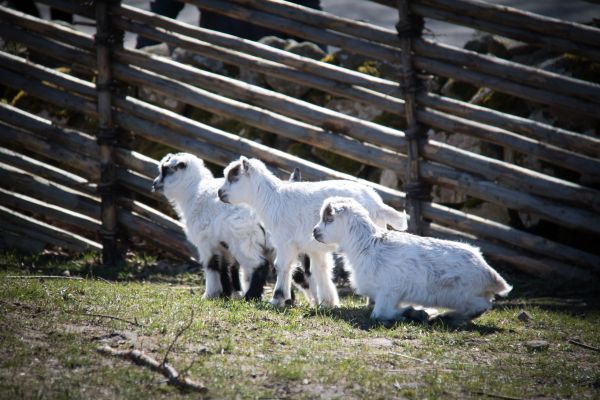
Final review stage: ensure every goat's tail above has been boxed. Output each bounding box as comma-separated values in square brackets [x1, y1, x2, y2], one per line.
[488, 269, 512, 297]
[494, 275, 513, 297]
[375, 204, 409, 231]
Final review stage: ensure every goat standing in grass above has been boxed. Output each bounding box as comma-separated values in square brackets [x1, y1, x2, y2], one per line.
[218, 156, 408, 307]
[152, 153, 272, 301]
[313, 197, 512, 322]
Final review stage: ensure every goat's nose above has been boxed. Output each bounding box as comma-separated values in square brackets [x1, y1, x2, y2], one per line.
[217, 189, 223, 198]
[312, 228, 319, 238]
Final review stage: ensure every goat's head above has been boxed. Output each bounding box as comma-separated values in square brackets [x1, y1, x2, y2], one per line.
[218, 156, 257, 205]
[313, 197, 366, 245]
[152, 153, 203, 197]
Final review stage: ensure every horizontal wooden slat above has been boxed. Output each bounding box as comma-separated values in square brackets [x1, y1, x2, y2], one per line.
[425, 223, 593, 281]
[224, 0, 600, 106]
[2, 49, 598, 238]
[409, 3, 600, 61]
[423, 203, 600, 273]
[0, 204, 101, 251]
[0, 187, 100, 238]
[5, 4, 597, 162]
[111, 18, 600, 178]
[109, 52, 600, 211]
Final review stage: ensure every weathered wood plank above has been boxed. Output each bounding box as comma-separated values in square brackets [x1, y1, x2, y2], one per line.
[425, 223, 594, 281]
[409, 3, 600, 61]
[0, 187, 100, 238]
[0, 146, 94, 192]
[423, 202, 600, 273]
[1, 48, 598, 236]
[0, 122, 100, 181]
[0, 162, 100, 219]
[418, 93, 600, 158]
[5, 5, 597, 162]
[182, 0, 400, 63]
[224, 0, 600, 105]
[414, 55, 599, 119]
[0, 205, 101, 251]
[110, 52, 600, 211]
[415, 0, 600, 47]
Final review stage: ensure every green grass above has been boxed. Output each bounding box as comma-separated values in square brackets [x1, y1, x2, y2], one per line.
[1, 251, 599, 399]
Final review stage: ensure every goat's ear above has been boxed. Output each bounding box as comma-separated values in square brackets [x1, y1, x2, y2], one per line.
[240, 156, 251, 173]
[290, 167, 301, 182]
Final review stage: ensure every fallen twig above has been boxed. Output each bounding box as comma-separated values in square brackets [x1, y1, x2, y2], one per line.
[568, 339, 600, 352]
[97, 345, 207, 393]
[474, 391, 524, 400]
[78, 312, 144, 327]
[162, 307, 194, 366]
[389, 351, 429, 364]
[5, 275, 83, 280]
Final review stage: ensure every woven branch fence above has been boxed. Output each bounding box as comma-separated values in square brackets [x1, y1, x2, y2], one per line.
[0, 0, 599, 281]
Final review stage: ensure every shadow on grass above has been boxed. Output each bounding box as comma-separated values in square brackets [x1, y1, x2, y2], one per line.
[300, 304, 504, 335]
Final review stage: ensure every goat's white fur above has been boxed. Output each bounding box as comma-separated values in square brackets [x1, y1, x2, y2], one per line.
[313, 197, 512, 321]
[153, 153, 270, 299]
[218, 157, 408, 307]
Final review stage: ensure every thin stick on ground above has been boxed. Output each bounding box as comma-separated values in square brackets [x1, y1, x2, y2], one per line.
[78, 312, 144, 327]
[4, 275, 84, 280]
[568, 339, 600, 352]
[162, 307, 194, 366]
[97, 345, 207, 393]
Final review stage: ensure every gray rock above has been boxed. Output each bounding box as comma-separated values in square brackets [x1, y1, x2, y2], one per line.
[259, 35, 291, 50]
[379, 169, 399, 190]
[517, 310, 533, 322]
[262, 38, 326, 98]
[464, 34, 510, 59]
[171, 47, 225, 73]
[525, 340, 549, 352]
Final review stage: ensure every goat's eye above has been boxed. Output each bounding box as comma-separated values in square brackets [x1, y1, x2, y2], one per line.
[324, 216, 334, 224]
[228, 166, 240, 182]
[176, 162, 186, 170]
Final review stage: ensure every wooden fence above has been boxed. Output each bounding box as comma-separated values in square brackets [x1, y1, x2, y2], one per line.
[0, 0, 598, 281]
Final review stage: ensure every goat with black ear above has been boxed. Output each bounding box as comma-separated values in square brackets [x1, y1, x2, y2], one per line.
[313, 197, 511, 323]
[153, 153, 272, 301]
[218, 156, 408, 307]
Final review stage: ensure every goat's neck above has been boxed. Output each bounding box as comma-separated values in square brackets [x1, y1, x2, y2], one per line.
[338, 218, 381, 268]
[171, 179, 203, 222]
[247, 173, 281, 227]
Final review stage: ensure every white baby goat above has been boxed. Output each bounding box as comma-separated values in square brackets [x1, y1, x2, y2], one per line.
[152, 153, 271, 301]
[313, 197, 512, 322]
[217, 156, 408, 307]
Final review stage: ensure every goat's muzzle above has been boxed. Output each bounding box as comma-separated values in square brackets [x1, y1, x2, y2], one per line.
[151, 177, 163, 192]
[218, 188, 229, 203]
[313, 228, 324, 243]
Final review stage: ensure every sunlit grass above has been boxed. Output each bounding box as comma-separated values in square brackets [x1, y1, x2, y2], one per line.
[1, 251, 598, 399]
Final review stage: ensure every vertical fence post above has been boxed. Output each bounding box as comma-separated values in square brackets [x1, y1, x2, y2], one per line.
[396, 0, 429, 235]
[95, 0, 122, 266]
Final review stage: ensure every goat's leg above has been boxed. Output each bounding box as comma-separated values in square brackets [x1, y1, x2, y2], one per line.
[308, 251, 339, 307]
[292, 256, 316, 305]
[371, 293, 405, 321]
[244, 258, 270, 302]
[198, 246, 222, 299]
[269, 248, 297, 307]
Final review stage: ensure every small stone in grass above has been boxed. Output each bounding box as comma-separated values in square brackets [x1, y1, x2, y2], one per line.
[517, 310, 532, 322]
[62, 270, 71, 277]
[525, 340, 549, 352]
